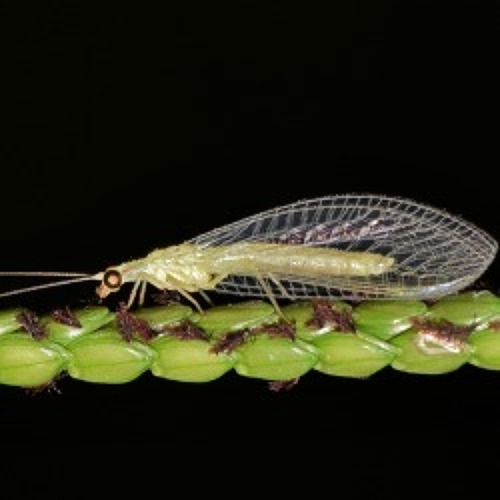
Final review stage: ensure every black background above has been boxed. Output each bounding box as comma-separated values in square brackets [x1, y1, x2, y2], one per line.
[3, 0, 500, 486]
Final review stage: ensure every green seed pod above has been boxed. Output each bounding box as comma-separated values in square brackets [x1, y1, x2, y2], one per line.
[150, 336, 233, 382]
[3, 292, 500, 389]
[283, 301, 352, 341]
[468, 327, 500, 369]
[390, 329, 470, 374]
[313, 332, 396, 378]
[0, 333, 68, 387]
[234, 337, 318, 380]
[66, 329, 154, 383]
[133, 304, 193, 330]
[353, 301, 427, 340]
[194, 301, 276, 337]
[0, 308, 23, 335]
[45, 307, 115, 346]
[429, 291, 500, 326]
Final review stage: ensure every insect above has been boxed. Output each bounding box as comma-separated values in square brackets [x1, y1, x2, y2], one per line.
[0, 195, 497, 310]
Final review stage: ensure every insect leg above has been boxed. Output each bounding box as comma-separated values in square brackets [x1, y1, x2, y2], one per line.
[136, 273, 205, 313]
[139, 281, 147, 307]
[268, 274, 293, 300]
[199, 290, 213, 306]
[204, 274, 226, 289]
[255, 274, 286, 319]
[127, 280, 142, 309]
[173, 288, 204, 313]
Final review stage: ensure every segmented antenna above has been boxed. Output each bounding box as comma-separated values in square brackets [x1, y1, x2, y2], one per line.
[0, 272, 89, 277]
[0, 275, 98, 299]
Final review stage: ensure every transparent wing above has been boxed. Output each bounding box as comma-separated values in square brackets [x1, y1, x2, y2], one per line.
[189, 195, 498, 300]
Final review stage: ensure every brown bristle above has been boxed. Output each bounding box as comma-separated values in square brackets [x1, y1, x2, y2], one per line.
[412, 318, 475, 344]
[268, 378, 300, 392]
[152, 290, 182, 305]
[16, 310, 46, 340]
[51, 306, 82, 328]
[261, 319, 296, 340]
[162, 321, 208, 341]
[306, 300, 355, 333]
[210, 330, 250, 354]
[489, 320, 500, 331]
[25, 374, 65, 396]
[116, 304, 155, 342]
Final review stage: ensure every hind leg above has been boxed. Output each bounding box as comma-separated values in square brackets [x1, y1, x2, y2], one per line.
[255, 274, 288, 320]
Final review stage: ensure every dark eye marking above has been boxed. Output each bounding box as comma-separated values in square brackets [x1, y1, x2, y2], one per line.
[103, 269, 122, 289]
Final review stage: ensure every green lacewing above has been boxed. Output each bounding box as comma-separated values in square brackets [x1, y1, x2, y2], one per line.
[0, 195, 497, 309]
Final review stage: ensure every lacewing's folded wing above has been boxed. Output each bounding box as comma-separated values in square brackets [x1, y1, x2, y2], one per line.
[189, 195, 498, 300]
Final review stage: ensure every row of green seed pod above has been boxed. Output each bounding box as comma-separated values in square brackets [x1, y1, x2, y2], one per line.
[1, 291, 500, 389]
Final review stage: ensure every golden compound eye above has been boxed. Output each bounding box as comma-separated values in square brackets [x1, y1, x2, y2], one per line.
[103, 269, 122, 290]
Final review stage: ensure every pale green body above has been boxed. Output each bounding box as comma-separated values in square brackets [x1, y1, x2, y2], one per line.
[116, 243, 394, 293]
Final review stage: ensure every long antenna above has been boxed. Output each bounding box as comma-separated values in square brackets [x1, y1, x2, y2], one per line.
[0, 272, 90, 277]
[0, 275, 99, 299]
